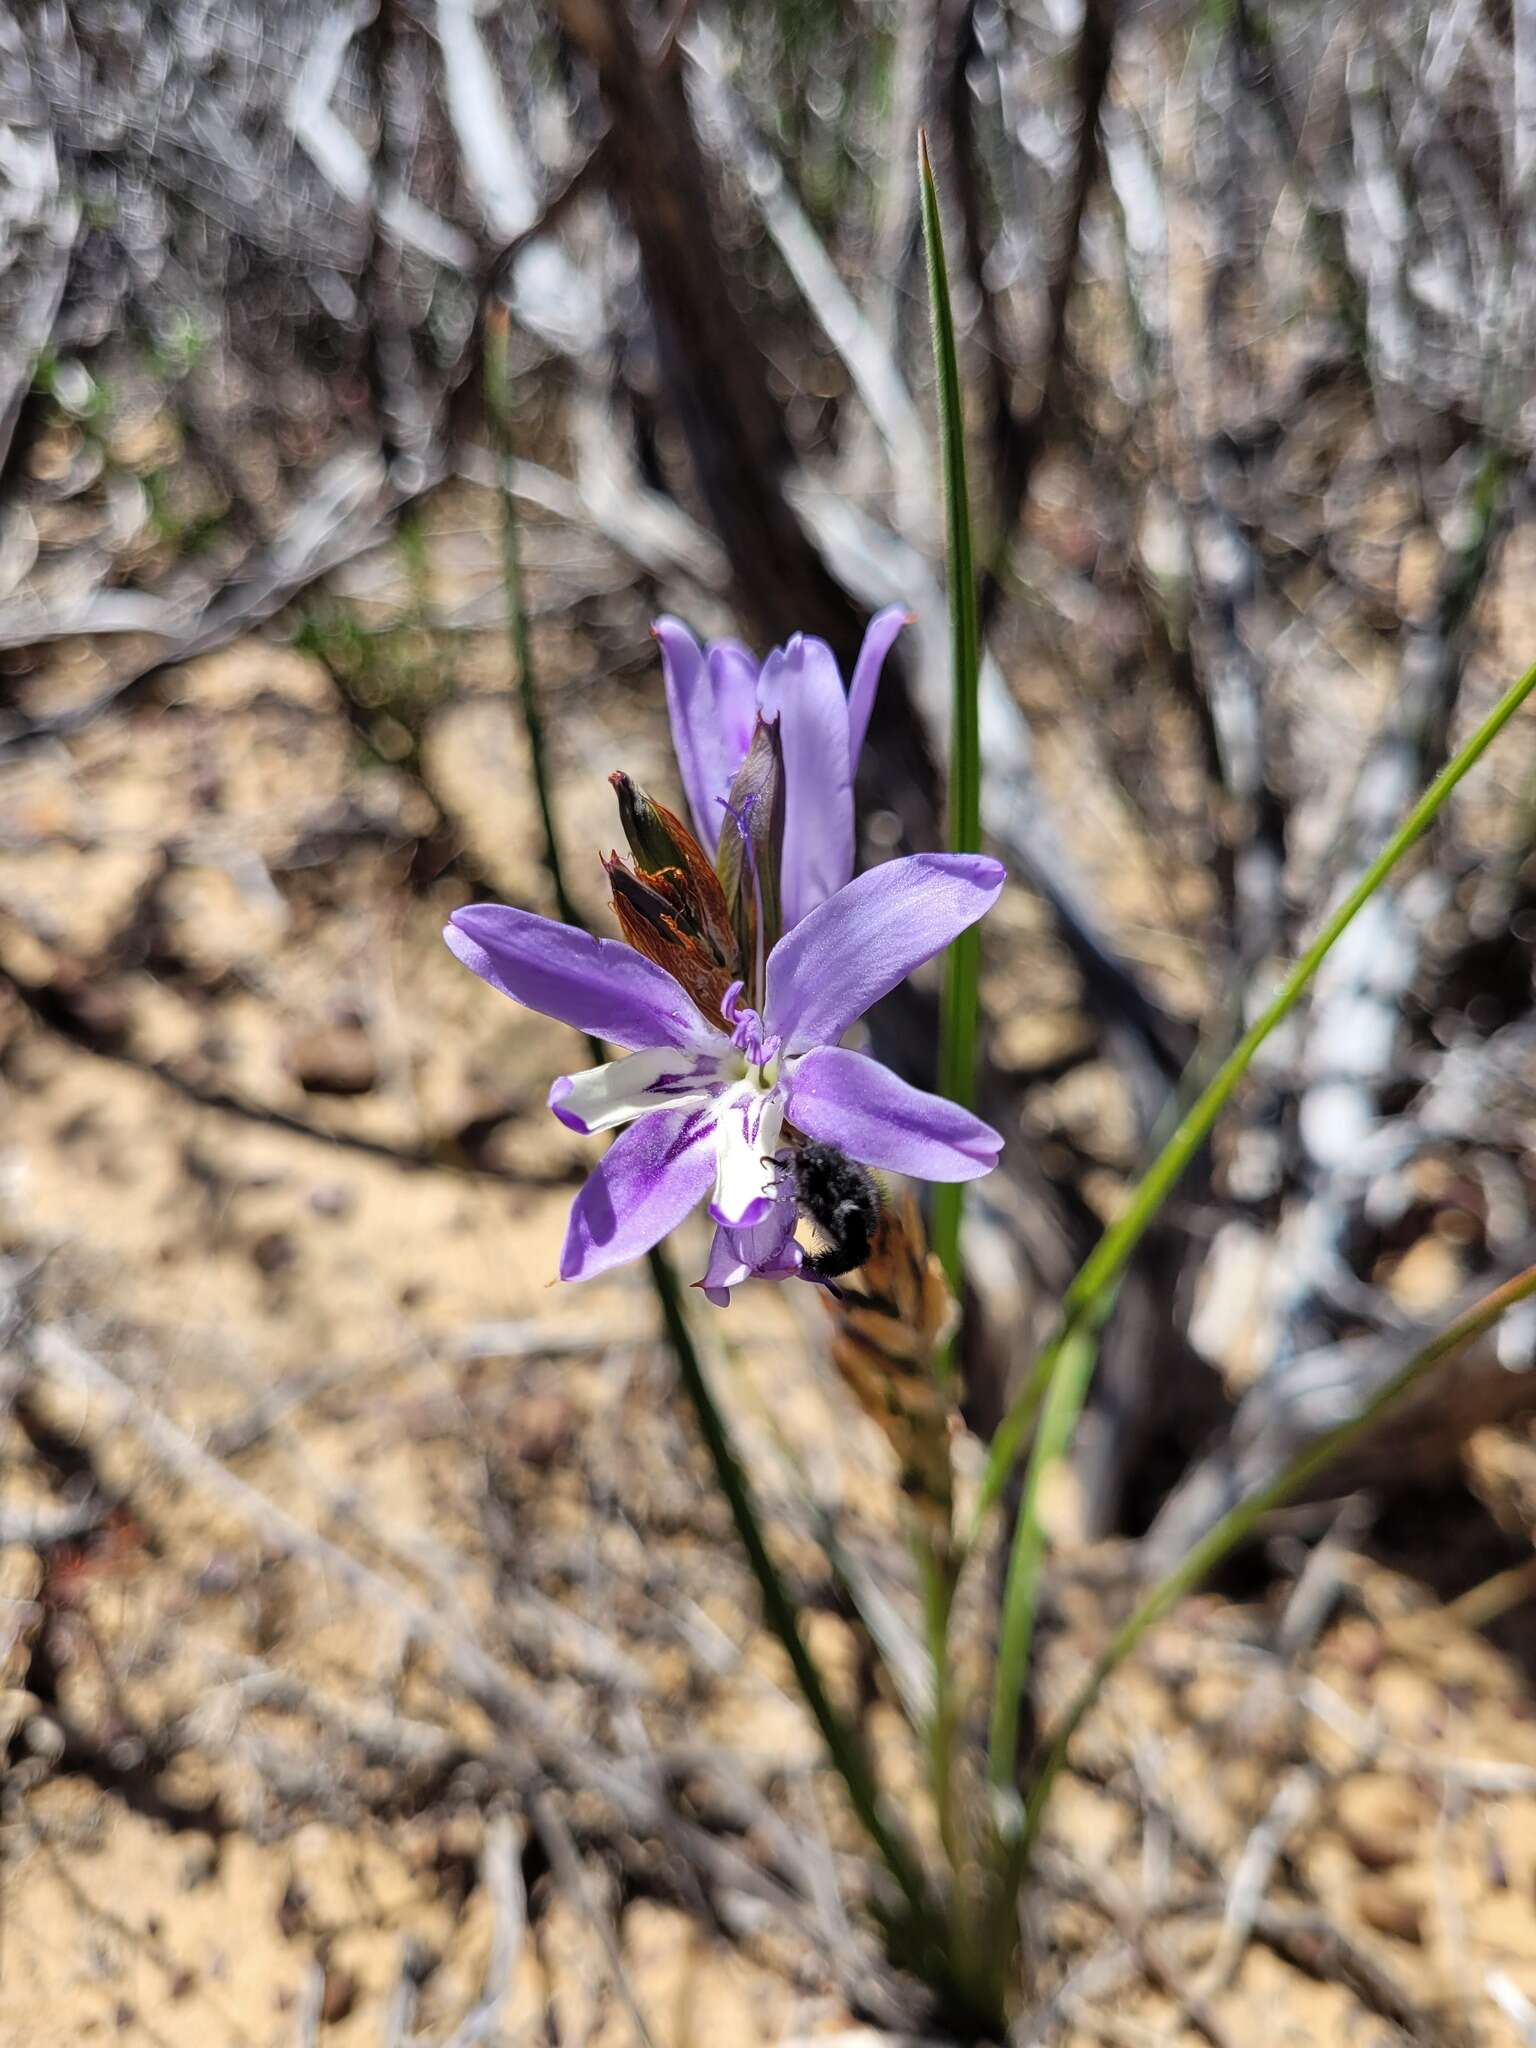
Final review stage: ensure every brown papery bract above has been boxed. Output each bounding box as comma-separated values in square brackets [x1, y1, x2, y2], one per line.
[822, 1193, 960, 1556]
[606, 853, 736, 1025]
[609, 772, 738, 969]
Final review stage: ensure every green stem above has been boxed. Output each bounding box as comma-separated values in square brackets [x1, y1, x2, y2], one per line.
[985, 1321, 1099, 1786]
[647, 1246, 936, 1930]
[916, 135, 984, 1955]
[982, 652, 1536, 1796]
[916, 1530, 960, 1870]
[1015, 1260, 1536, 1870]
[920, 131, 983, 1312]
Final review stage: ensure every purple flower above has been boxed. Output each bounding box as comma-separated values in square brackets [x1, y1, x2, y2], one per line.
[445, 851, 1004, 1295]
[654, 608, 908, 930]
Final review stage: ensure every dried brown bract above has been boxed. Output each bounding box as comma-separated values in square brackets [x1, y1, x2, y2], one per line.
[821, 1192, 960, 1553]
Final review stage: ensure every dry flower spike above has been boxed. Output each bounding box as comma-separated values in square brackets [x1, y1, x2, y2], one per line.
[822, 1192, 961, 1554]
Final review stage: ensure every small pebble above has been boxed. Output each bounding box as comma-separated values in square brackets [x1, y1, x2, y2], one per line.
[1355, 1878, 1425, 1945]
[252, 1232, 295, 1276]
[286, 1024, 376, 1096]
[22, 1713, 65, 1764]
[321, 1965, 357, 2024]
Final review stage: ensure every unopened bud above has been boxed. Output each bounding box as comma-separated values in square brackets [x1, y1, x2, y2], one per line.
[609, 772, 737, 969]
[605, 854, 734, 1022]
[611, 772, 684, 874]
[716, 716, 784, 991]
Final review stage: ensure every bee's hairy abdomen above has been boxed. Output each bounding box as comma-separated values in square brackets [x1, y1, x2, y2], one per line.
[791, 1141, 880, 1279]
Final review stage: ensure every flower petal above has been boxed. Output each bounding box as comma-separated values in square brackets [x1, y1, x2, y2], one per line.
[707, 641, 762, 765]
[708, 1083, 785, 1228]
[656, 617, 757, 852]
[446, 905, 725, 1053]
[846, 606, 909, 767]
[757, 634, 855, 927]
[697, 1185, 803, 1306]
[764, 852, 1006, 1054]
[784, 1046, 1003, 1180]
[559, 1105, 717, 1281]
[549, 1047, 732, 1135]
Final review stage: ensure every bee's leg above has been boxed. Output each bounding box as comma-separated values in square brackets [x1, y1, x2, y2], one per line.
[761, 1145, 796, 1200]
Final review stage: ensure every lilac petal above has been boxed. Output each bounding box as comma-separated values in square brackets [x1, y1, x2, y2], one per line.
[757, 634, 855, 927]
[707, 641, 762, 767]
[656, 617, 757, 852]
[846, 606, 909, 767]
[446, 905, 725, 1053]
[784, 1046, 1003, 1181]
[560, 1104, 717, 1281]
[764, 852, 1006, 1055]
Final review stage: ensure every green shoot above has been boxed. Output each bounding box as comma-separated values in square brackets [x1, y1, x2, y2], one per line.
[984, 653, 1536, 1799]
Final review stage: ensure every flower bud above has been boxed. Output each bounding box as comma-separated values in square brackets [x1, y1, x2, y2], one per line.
[605, 854, 735, 1022]
[716, 715, 784, 997]
[609, 773, 737, 969]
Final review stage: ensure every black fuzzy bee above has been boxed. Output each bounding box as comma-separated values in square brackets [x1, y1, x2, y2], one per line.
[788, 1140, 881, 1279]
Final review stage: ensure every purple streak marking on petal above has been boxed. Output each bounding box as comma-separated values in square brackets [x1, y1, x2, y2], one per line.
[559, 1105, 717, 1281]
[784, 1045, 1003, 1181]
[446, 905, 725, 1053]
[763, 851, 1006, 1054]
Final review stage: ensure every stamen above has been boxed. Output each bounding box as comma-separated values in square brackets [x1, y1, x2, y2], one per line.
[730, 1007, 766, 1060]
[717, 976, 777, 1067]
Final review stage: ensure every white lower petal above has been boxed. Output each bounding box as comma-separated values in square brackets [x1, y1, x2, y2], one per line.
[549, 1047, 731, 1136]
[709, 1083, 785, 1227]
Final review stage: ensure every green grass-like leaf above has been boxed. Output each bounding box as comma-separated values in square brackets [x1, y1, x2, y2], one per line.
[1014, 1257, 1536, 1871]
[919, 131, 983, 1307]
[915, 136, 988, 1955]
[985, 652, 1536, 1800]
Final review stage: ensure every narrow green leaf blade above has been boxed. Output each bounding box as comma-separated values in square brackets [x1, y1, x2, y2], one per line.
[919, 131, 984, 1305]
[1015, 1258, 1536, 1870]
[982, 651, 1536, 1802]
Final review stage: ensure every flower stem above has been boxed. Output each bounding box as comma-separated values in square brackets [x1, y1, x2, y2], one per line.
[915, 136, 990, 1985]
[916, 1527, 961, 1868]
[646, 1245, 937, 1934]
[981, 651, 1536, 1803]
